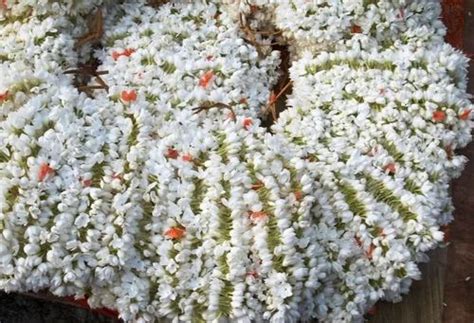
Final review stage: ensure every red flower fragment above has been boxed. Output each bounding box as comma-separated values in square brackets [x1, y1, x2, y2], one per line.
[121, 90, 137, 103]
[112, 48, 135, 61]
[432, 110, 446, 122]
[165, 148, 179, 159]
[38, 163, 54, 182]
[165, 226, 186, 240]
[199, 70, 214, 88]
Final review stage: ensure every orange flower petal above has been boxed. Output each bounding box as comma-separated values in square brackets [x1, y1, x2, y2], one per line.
[243, 118, 253, 130]
[182, 154, 193, 162]
[383, 163, 396, 174]
[460, 109, 471, 120]
[165, 226, 186, 240]
[351, 25, 362, 34]
[165, 148, 179, 159]
[113, 49, 135, 61]
[121, 90, 137, 103]
[0, 91, 9, 102]
[199, 70, 214, 88]
[112, 51, 121, 61]
[38, 163, 54, 182]
[432, 110, 446, 122]
[246, 271, 259, 278]
[239, 98, 248, 105]
[123, 48, 135, 57]
[294, 190, 303, 201]
[248, 211, 267, 222]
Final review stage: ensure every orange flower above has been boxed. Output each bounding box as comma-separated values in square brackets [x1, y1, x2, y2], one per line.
[459, 109, 471, 120]
[38, 163, 54, 182]
[0, 91, 9, 102]
[432, 110, 446, 122]
[383, 163, 396, 174]
[182, 154, 193, 162]
[294, 190, 303, 202]
[123, 48, 135, 57]
[112, 48, 135, 61]
[199, 70, 214, 88]
[248, 211, 267, 222]
[243, 118, 253, 130]
[351, 25, 362, 34]
[165, 226, 186, 240]
[112, 51, 121, 61]
[165, 148, 179, 159]
[121, 90, 137, 103]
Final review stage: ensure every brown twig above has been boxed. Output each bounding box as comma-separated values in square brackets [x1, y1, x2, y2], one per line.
[64, 64, 108, 77]
[193, 102, 236, 120]
[238, 9, 282, 55]
[264, 80, 292, 122]
[65, 64, 109, 94]
[74, 8, 104, 49]
[272, 81, 292, 104]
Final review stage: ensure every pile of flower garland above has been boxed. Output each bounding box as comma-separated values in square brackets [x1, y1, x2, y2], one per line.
[0, 0, 472, 322]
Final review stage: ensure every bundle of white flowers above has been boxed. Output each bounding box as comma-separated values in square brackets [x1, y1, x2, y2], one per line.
[0, 0, 107, 17]
[0, 0, 472, 322]
[273, 41, 472, 321]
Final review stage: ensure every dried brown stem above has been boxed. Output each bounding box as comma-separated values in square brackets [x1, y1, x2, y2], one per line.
[65, 64, 109, 94]
[238, 11, 281, 55]
[74, 8, 104, 49]
[272, 80, 292, 104]
[265, 80, 292, 122]
[193, 102, 236, 120]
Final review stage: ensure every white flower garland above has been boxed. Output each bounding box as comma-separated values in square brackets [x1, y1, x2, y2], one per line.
[0, 0, 472, 322]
